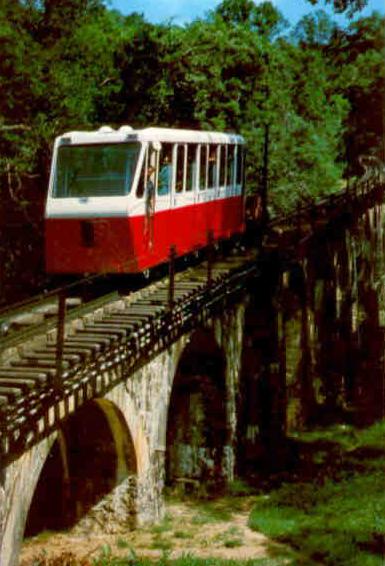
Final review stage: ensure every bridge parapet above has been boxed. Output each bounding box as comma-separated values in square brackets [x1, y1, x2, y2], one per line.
[0, 252, 257, 468]
[1, 276, 247, 566]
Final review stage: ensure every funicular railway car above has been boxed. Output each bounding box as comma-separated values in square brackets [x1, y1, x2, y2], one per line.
[45, 126, 246, 274]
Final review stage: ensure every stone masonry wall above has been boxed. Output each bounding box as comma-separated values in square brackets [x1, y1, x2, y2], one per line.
[0, 301, 245, 566]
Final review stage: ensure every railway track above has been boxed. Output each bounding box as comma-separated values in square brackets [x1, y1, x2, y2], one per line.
[0, 284, 121, 350]
[0, 248, 213, 355]
[1, 169, 381, 355]
[0, 247, 259, 463]
[0, 176, 383, 463]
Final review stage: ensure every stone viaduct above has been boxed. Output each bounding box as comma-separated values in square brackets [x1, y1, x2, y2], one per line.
[1, 183, 385, 566]
[1, 280, 248, 566]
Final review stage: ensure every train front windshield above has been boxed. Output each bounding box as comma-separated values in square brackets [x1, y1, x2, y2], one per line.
[53, 143, 140, 198]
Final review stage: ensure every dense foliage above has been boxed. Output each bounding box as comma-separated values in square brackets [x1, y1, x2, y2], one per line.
[0, 0, 384, 302]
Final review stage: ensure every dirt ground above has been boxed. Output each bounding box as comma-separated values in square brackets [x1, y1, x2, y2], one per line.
[19, 496, 282, 564]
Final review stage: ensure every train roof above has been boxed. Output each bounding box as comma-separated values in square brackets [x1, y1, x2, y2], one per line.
[57, 126, 245, 146]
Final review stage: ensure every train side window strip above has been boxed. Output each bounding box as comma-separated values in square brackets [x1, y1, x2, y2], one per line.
[199, 144, 208, 191]
[219, 145, 227, 188]
[236, 145, 244, 185]
[158, 143, 173, 196]
[186, 144, 198, 192]
[208, 144, 218, 190]
[175, 144, 186, 193]
[227, 145, 235, 188]
[136, 148, 148, 198]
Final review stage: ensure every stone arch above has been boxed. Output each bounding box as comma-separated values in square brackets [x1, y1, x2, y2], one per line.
[1, 434, 56, 566]
[95, 398, 137, 482]
[24, 398, 137, 538]
[165, 327, 228, 488]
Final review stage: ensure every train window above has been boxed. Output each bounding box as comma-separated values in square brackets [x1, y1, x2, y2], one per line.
[136, 148, 158, 199]
[137, 166, 145, 199]
[227, 145, 235, 186]
[199, 145, 208, 190]
[208, 145, 218, 189]
[236, 146, 244, 185]
[176, 145, 185, 193]
[186, 145, 198, 192]
[158, 143, 173, 196]
[219, 145, 227, 187]
[54, 143, 140, 198]
[136, 152, 147, 199]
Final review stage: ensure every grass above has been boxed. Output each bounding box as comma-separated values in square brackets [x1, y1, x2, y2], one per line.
[173, 530, 191, 539]
[191, 511, 228, 525]
[150, 516, 174, 552]
[150, 514, 173, 535]
[248, 421, 385, 566]
[191, 501, 233, 524]
[27, 552, 284, 566]
[151, 538, 173, 551]
[91, 556, 285, 566]
[226, 480, 257, 498]
[222, 538, 243, 549]
[116, 538, 130, 549]
[211, 527, 244, 550]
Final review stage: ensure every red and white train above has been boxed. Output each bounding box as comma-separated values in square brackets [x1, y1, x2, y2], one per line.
[45, 126, 246, 274]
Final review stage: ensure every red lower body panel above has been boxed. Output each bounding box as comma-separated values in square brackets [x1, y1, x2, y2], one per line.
[45, 197, 245, 273]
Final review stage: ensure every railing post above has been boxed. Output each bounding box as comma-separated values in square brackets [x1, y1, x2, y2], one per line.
[55, 289, 66, 390]
[168, 245, 176, 310]
[207, 229, 214, 287]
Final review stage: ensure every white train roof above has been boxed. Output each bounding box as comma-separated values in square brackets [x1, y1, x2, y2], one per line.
[57, 126, 245, 145]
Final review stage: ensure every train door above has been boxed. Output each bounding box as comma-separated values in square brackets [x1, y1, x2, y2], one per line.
[170, 143, 185, 251]
[156, 142, 173, 257]
[207, 144, 219, 239]
[171, 143, 197, 253]
[185, 144, 198, 250]
[196, 144, 208, 245]
[136, 143, 159, 252]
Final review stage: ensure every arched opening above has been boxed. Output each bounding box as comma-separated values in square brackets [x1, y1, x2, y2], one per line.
[166, 329, 227, 488]
[24, 399, 136, 537]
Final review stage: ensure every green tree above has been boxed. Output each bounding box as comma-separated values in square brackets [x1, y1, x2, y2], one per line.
[0, 0, 126, 301]
[105, 17, 173, 126]
[0, 0, 381, 302]
[307, 0, 368, 17]
[215, 0, 286, 37]
[292, 10, 338, 46]
[326, 13, 385, 174]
